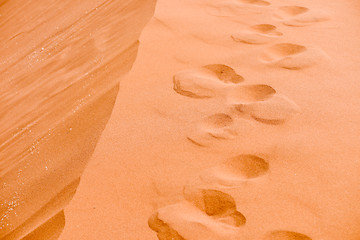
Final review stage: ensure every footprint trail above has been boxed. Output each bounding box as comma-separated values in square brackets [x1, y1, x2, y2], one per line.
[149, 0, 334, 238]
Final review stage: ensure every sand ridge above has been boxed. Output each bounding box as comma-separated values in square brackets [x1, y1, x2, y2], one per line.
[0, 0, 156, 239]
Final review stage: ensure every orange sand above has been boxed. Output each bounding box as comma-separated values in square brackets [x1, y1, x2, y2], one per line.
[0, 0, 155, 239]
[2, 0, 360, 239]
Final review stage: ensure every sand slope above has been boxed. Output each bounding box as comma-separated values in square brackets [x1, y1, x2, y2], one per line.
[59, 0, 360, 239]
[0, 0, 156, 239]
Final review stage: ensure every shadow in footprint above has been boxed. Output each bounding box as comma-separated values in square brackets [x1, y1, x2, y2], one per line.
[251, 24, 282, 36]
[148, 212, 186, 240]
[201, 113, 237, 140]
[227, 84, 276, 105]
[264, 230, 312, 240]
[219, 82, 299, 125]
[183, 188, 246, 227]
[275, 6, 330, 27]
[262, 43, 307, 63]
[261, 43, 325, 70]
[199, 154, 269, 187]
[203, 113, 234, 129]
[204, 64, 244, 84]
[232, 24, 283, 45]
[187, 113, 240, 147]
[276, 6, 309, 18]
[149, 189, 246, 240]
[225, 84, 299, 125]
[173, 64, 243, 99]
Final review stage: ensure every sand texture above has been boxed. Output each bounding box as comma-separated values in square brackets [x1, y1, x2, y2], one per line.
[0, 0, 156, 239]
[2, 0, 360, 239]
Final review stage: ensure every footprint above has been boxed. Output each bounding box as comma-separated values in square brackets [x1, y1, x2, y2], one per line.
[276, 6, 309, 18]
[198, 154, 270, 187]
[187, 113, 238, 147]
[187, 85, 276, 145]
[183, 188, 246, 227]
[227, 84, 276, 104]
[236, 94, 300, 124]
[149, 186, 246, 239]
[225, 84, 298, 124]
[151, 201, 244, 240]
[264, 230, 312, 240]
[238, 0, 271, 6]
[173, 68, 222, 99]
[203, 64, 244, 84]
[232, 24, 283, 45]
[261, 43, 325, 70]
[198, 113, 238, 140]
[275, 6, 330, 27]
[202, 113, 234, 129]
[148, 212, 186, 240]
[250, 24, 282, 36]
[173, 64, 243, 99]
[261, 43, 306, 65]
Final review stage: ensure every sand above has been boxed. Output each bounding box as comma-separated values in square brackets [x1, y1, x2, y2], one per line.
[0, 0, 156, 239]
[1, 0, 360, 239]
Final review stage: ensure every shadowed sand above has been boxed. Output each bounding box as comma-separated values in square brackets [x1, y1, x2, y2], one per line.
[0, 0, 156, 239]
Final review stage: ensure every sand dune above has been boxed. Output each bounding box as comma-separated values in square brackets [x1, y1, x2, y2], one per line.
[0, 0, 156, 238]
[2, 0, 360, 239]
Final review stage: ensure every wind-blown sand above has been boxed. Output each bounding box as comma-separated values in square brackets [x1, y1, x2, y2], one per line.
[2, 0, 360, 239]
[0, 0, 156, 239]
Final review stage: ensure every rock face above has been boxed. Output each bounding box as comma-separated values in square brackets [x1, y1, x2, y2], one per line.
[0, 0, 156, 239]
